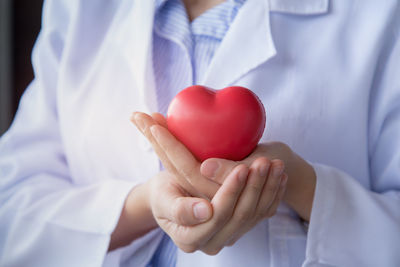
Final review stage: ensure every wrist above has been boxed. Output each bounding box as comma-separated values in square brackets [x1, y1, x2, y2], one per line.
[109, 181, 157, 251]
[283, 155, 316, 221]
[126, 181, 152, 219]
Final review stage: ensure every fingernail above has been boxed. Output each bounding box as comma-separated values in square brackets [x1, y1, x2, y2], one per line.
[134, 113, 145, 131]
[193, 202, 210, 221]
[201, 160, 220, 178]
[150, 125, 160, 140]
[238, 168, 248, 183]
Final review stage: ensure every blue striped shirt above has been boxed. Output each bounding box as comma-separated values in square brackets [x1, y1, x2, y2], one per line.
[149, 0, 245, 266]
[153, 0, 245, 115]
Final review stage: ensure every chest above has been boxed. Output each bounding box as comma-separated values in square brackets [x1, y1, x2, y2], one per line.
[55, 3, 385, 187]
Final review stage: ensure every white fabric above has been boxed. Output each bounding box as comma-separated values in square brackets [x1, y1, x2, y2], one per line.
[0, 0, 399, 266]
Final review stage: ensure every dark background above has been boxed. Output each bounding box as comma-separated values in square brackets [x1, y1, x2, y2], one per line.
[13, 0, 44, 112]
[1, 0, 44, 135]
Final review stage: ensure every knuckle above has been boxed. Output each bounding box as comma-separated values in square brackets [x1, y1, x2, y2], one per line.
[266, 208, 277, 218]
[172, 198, 187, 224]
[226, 238, 237, 247]
[202, 246, 222, 256]
[212, 212, 230, 228]
[180, 164, 198, 180]
[178, 243, 198, 253]
[256, 203, 276, 219]
[175, 236, 201, 253]
[186, 237, 203, 251]
[255, 209, 267, 220]
[265, 183, 277, 195]
[234, 210, 251, 224]
[248, 181, 263, 193]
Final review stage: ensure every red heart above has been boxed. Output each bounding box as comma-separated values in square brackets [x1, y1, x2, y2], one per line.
[167, 85, 266, 161]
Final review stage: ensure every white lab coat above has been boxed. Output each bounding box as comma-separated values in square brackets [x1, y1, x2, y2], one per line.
[0, 0, 399, 266]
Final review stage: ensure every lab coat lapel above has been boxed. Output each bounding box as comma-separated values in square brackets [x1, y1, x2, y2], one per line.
[201, 0, 330, 89]
[269, 0, 329, 15]
[201, 0, 276, 88]
[122, 0, 157, 113]
[120, 0, 330, 109]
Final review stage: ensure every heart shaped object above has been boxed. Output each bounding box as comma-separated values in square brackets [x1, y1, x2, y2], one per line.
[167, 85, 266, 161]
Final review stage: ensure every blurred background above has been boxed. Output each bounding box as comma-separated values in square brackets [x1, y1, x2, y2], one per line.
[0, 0, 44, 135]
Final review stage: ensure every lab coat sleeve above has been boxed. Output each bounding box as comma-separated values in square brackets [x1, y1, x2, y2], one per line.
[0, 1, 160, 266]
[303, 15, 400, 267]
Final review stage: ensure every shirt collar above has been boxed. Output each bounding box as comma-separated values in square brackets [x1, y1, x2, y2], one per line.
[156, 0, 329, 15]
[155, 0, 247, 11]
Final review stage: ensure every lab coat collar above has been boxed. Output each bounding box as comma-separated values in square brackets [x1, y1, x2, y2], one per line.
[269, 0, 329, 15]
[201, 0, 274, 88]
[125, 0, 329, 112]
[201, 0, 329, 88]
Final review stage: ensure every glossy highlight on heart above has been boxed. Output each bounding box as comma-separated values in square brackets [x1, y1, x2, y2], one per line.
[167, 85, 266, 161]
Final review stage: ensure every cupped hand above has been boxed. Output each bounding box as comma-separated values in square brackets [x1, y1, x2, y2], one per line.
[131, 112, 315, 221]
[132, 112, 289, 252]
[202, 143, 316, 221]
[149, 160, 287, 255]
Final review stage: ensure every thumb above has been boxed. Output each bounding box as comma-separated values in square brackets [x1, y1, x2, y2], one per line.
[170, 197, 213, 226]
[200, 158, 240, 185]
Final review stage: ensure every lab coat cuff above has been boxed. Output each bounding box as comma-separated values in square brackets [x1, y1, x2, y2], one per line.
[303, 163, 336, 267]
[303, 162, 345, 266]
[102, 181, 164, 267]
[303, 162, 400, 267]
[96, 179, 161, 266]
[90, 179, 138, 235]
[104, 228, 164, 267]
[92, 179, 138, 264]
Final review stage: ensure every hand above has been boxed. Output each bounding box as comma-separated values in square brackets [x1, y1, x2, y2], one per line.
[149, 162, 287, 255]
[202, 143, 317, 221]
[131, 112, 287, 198]
[131, 112, 237, 200]
[111, 113, 290, 252]
[131, 112, 315, 221]
[131, 112, 288, 252]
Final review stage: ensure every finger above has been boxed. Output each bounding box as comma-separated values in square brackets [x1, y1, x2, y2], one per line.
[151, 124, 220, 199]
[133, 112, 212, 199]
[152, 174, 213, 227]
[204, 158, 270, 250]
[130, 112, 175, 171]
[200, 158, 240, 185]
[170, 197, 213, 226]
[132, 112, 211, 197]
[256, 159, 284, 216]
[220, 157, 270, 225]
[211, 164, 248, 212]
[151, 112, 168, 128]
[226, 172, 287, 247]
[132, 113, 206, 198]
[168, 164, 249, 251]
[198, 165, 248, 255]
[150, 124, 198, 174]
[264, 173, 287, 218]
